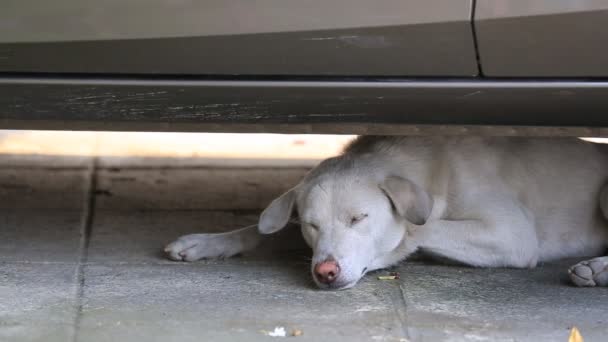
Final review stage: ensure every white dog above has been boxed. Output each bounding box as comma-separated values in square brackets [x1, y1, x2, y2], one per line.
[165, 136, 608, 290]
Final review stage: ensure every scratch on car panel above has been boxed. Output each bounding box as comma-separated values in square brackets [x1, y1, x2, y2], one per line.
[302, 35, 358, 41]
[302, 35, 391, 48]
[461, 90, 482, 98]
[68, 94, 117, 102]
[308, 113, 367, 117]
[131, 91, 168, 96]
[339, 35, 392, 48]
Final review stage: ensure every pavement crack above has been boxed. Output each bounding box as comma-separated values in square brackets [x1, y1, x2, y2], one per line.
[70, 157, 98, 342]
[383, 280, 411, 341]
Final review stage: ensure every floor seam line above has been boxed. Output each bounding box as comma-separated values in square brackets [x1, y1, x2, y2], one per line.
[393, 282, 411, 340]
[70, 156, 98, 342]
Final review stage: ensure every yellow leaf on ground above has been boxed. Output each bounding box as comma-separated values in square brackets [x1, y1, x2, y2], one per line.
[568, 326, 584, 342]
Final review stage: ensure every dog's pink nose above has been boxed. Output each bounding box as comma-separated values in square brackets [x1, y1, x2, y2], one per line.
[314, 259, 341, 284]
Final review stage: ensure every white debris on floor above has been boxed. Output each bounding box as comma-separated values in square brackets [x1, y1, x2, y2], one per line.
[267, 327, 287, 337]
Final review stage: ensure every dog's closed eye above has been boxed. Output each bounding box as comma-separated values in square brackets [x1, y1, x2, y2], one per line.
[309, 223, 320, 231]
[350, 214, 368, 226]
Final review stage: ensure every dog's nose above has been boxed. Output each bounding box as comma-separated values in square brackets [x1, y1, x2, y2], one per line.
[314, 258, 341, 284]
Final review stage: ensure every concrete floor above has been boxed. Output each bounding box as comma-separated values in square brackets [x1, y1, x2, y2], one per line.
[0, 153, 607, 342]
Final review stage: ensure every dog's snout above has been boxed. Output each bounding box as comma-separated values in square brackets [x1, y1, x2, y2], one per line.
[314, 258, 341, 284]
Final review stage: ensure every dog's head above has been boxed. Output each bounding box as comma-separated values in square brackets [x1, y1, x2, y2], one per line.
[258, 157, 433, 290]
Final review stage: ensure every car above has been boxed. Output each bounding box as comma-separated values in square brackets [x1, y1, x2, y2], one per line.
[1, 0, 607, 135]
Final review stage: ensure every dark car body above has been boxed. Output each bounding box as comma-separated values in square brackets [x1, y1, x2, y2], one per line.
[1, 1, 607, 136]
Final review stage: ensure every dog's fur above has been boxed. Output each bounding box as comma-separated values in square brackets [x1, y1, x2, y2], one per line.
[165, 136, 608, 289]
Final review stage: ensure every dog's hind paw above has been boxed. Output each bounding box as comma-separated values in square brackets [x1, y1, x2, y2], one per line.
[568, 256, 608, 287]
[164, 234, 240, 262]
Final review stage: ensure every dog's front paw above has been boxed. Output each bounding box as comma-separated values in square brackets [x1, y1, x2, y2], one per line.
[568, 256, 608, 287]
[164, 234, 238, 262]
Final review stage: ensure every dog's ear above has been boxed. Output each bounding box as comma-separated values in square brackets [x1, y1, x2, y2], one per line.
[380, 176, 433, 225]
[259, 189, 296, 234]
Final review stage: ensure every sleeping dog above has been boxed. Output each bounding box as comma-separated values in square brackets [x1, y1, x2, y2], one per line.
[165, 136, 608, 290]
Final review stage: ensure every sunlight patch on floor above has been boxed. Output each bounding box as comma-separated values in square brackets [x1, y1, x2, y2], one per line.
[0, 131, 356, 159]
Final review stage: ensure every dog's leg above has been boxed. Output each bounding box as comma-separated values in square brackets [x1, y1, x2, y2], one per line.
[568, 184, 608, 287]
[412, 216, 539, 268]
[568, 256, 608, 287]
[164, 225, 262, 261]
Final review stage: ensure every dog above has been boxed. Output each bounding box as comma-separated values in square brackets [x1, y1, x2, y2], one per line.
[165, 136, 608, 290]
